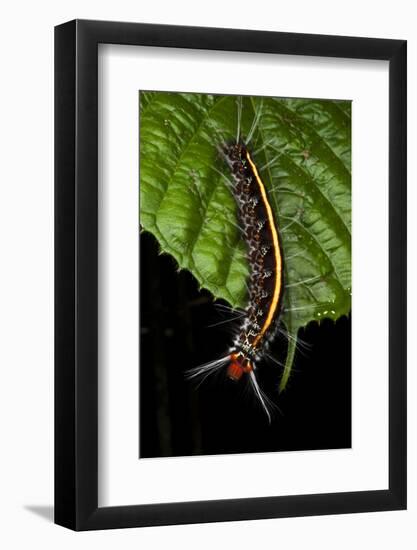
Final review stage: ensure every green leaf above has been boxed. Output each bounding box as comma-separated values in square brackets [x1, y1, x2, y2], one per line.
[139, 92, 351, 390]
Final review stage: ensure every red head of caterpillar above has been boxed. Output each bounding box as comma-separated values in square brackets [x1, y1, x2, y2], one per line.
[227, 352, 253, 381]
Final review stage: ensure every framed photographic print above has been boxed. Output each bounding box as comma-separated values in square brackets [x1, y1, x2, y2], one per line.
[55, 19, 407, 530]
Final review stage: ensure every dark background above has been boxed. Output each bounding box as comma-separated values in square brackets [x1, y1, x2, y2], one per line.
[140, 232, 351, 458]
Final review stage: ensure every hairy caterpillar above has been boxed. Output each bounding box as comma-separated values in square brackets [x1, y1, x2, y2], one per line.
[187, 111, 285, 421]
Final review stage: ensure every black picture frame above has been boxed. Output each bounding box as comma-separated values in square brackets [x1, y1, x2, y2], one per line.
[55, 19, 407, 531]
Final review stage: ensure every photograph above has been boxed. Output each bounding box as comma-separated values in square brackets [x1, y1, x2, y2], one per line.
[139, 91, 352, 458]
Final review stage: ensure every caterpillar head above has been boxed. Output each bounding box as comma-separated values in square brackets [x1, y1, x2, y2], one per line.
[227, 352, 253, 381]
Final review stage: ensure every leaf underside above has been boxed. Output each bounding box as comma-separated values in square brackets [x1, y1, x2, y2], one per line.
[139, 91, 351, 390]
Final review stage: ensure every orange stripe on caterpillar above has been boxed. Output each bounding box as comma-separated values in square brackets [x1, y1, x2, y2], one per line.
[245, 150, 283, 347]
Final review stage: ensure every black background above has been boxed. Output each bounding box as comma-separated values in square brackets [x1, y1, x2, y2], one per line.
[140, 232, 351, 458]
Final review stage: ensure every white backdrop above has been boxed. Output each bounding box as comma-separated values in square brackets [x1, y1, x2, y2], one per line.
[99, 46, 389, 506]
[0, 1, 415, 549]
